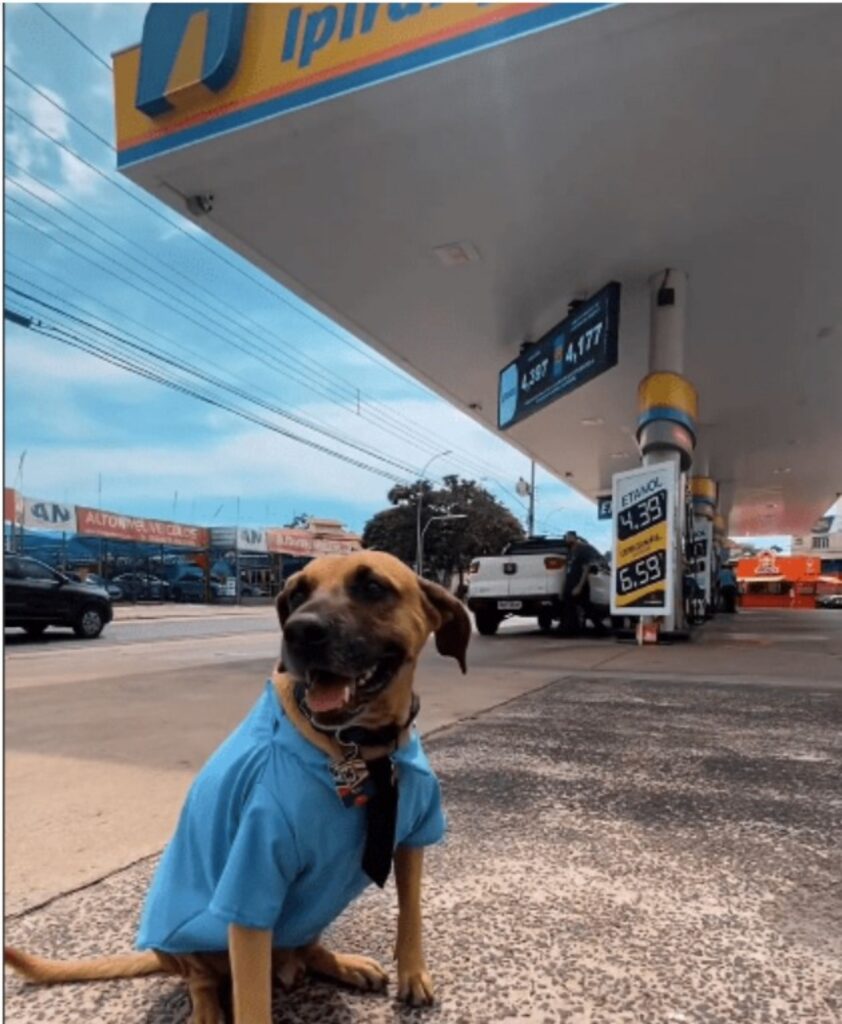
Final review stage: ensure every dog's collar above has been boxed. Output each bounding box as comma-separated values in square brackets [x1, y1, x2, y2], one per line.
[292, 681, 420, 755]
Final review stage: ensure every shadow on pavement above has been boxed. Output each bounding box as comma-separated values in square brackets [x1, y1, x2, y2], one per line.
[4, 629, 88, 646]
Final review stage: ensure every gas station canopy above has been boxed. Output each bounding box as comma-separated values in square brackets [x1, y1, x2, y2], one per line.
[114, 3, 842, 535]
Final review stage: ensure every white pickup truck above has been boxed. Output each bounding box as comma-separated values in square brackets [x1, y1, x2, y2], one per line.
[466, 536, 611, 635]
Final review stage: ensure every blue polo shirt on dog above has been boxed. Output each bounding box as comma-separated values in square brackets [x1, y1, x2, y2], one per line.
[136, 680, 445, 953]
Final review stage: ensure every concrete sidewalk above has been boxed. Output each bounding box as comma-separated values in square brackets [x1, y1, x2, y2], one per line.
[112, 602, 273, 622]
[5, 611, 842, 1023]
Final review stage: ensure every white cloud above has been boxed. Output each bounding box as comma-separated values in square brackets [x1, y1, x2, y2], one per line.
[6, 80, 109, 204]
[6, 173, 65, 210]
[6, 134, 34, 173]
[6, 428, 395, 511]
[57, 147, 103, 198]
[5, 329, 136, 386]
[5, 320, 595, 526]
[27, 87, 70, 141]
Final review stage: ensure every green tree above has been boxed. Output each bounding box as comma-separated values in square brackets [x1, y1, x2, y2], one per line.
[284, 513, 312, 529]
[362, 476, 524, 584]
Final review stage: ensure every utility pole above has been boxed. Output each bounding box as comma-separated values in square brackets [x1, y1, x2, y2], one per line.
[235, 496, 241, 606]
[415, 450, 451, 575]
[97, 473, 103, 576]
[516, 461, 536, 538]
[14, 450, 27, 554]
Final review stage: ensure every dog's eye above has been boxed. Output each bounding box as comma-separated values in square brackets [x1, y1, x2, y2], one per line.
[288, 588, 308, 611]
[360, 577, 391, 601]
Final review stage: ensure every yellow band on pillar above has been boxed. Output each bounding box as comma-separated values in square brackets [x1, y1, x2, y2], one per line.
[638, 372, 698, 417]
[636, 372, 698, 440]
[691, 476, 717, 518]
[691, 477, 717, 502]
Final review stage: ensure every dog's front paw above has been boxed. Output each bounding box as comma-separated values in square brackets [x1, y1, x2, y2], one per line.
[333, 952, 389, 992]
[306, 946, 389, 992]
[397, 964, 435, 1007]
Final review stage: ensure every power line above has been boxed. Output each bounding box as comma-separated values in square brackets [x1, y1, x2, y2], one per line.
[3, 88, 506, 474]
[3, 99, 426, 398]
[5, 280, 421, 478]
[5, 166, 406, 420]
[1, 122, 442, 452]
[7, 307, 409, 484]
[5, 184, 515, 483]
[4, 195, 372, 412]
[4, 65, 113, 149]
[34, 3, 111, 72]
[7, 249, 525, 528]
[4, 253, 345, 436]
[3, 91, 522, 483]
[3, 143, 484, 477]
[10, 278, 528, 516]
[5, 194, 481, 483]
[4, 89, 533, 488]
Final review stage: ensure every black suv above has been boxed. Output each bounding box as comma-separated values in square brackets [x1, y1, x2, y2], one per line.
[4, 555, 114, 639]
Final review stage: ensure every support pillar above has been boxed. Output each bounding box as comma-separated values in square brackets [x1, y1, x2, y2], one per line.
[691, 475, 717, 615]
[636, 269, 697, 636]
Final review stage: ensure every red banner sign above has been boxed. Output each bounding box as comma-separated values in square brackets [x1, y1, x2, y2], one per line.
[76, 506, 209, 548]
[265, 528, 360, 557]
[4, 487, 23, 524]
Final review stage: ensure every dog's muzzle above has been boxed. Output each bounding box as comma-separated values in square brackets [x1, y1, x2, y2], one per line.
[282, 612, 406, 725]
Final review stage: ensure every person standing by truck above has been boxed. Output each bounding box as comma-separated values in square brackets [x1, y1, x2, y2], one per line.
[718, 562, 738, 613]
[561, 531, 607, 635]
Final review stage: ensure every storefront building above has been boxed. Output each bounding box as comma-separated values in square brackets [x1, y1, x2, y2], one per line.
[736, 551, 842, 609]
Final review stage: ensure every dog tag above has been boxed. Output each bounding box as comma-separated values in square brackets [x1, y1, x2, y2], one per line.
[329, 751, 372, 808]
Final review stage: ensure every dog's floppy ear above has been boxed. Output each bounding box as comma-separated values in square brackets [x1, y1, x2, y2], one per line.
[275, 573, 300, 627]
[418, 578, 470, 674]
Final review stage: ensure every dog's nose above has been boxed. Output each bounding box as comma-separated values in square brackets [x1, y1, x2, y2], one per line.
[284, 613, 329, 650]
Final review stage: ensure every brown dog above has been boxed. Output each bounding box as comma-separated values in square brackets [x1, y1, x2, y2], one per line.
[5, 552, 470, 1023]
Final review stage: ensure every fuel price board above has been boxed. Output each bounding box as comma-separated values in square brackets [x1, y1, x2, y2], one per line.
[498, 282, 620, 429]
[610, 461, 677, 615]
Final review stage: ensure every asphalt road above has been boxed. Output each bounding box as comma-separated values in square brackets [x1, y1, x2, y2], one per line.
[6, 671, 841, 1024]
[6, 608, 842, 919]
[4, 610, 593, 913]
[4, 609, 281, 648]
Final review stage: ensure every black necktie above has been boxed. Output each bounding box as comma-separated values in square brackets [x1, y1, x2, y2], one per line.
[361, 756, 398, 887]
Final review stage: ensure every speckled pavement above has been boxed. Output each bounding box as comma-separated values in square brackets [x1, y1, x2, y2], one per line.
[6, 675, 841, 1023]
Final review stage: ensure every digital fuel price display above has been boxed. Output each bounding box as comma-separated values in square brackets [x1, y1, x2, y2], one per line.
[616, 490, 667, 541]
[498, 282, 620, 429]
[610, 462, 677, 616]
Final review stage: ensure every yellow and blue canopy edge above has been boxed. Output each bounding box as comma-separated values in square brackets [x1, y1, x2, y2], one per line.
[114, 3, 613, 169]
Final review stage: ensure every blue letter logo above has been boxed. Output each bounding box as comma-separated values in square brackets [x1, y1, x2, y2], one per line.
[136, 3, 249, 117]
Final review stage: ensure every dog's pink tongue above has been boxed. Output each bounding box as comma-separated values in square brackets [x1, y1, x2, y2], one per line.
[307, 677, 350, 712]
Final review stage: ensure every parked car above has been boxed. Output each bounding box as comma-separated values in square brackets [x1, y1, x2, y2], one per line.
[168, 568, 222, 603]
[817, 593, 842, 609]
[467, 536, 611, 635]
[4, 554, 113, 639]
[112, 572, 171, 602]
[83, 573, 124, 601]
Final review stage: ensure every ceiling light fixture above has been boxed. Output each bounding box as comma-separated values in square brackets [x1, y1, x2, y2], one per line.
[581, 416, 604, 426]
[433, 241, 481, 267]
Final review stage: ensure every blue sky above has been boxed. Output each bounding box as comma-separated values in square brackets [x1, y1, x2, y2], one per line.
[4, 3, 610, 543]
